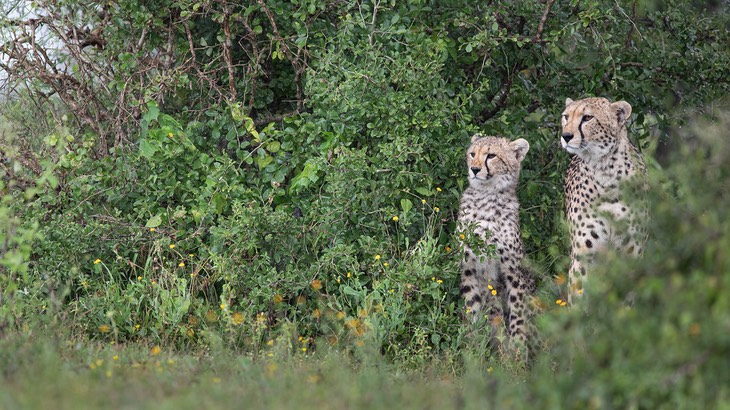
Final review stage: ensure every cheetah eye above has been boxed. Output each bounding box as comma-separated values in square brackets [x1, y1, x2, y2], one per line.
[581, 115, 594, 122]
[487, 153, 496, 159]
[469, 152, 476, 158]
[562, 114, 568, 121]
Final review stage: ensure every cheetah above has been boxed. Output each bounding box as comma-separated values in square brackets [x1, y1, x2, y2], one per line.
[458, 134, 535, 354]
[560, 97, 647, 302]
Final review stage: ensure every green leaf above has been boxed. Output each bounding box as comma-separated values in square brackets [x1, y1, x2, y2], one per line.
[400, 198, 413, 214]
[145, 214, 162, 228]
[139, 139, 156, 159]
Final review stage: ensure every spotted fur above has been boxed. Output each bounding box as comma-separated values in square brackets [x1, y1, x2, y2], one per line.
[458, 134, 535, 355]
[561, 97, 647, 302]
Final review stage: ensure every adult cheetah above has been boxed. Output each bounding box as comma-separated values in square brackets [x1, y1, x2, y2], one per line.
[561, 97, 647, 302]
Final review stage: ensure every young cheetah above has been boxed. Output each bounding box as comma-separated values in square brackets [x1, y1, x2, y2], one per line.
[561, 97, 647, 302]
[458, 134, 534, 353]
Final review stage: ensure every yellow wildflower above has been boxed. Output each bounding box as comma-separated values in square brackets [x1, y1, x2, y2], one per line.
[98, 324, 111, 333]
[134, 324, 140, 330]
[113, 355, 119, 361]
[220, 303, 227, 311]
[383, 262, 389, 267]
[150, 346, 162, 355]
[374, 254, 381, 261]
[168, 132, 174, 138]
[436, 187, 442, 192]
[491, 289, 497, 296]
[437, 279, 443, 284]
[421, 199, 426, 204]
[301, 347, 307, 353]
[311, 279, 323, 290]
[232, 312, 245, 325]
[93, 259, 101, 264]
[556, 299, 563, 305]
[347, 272, 351, 278]
[137, 276, 142, 281]
[187, 328, 195, 337]
[445, 246, 451, 252]
[336, 311, 346, 320]
[178, 262, 185, 267]
[169, 244, 175, 249]
[392, 216, 399, 221]
[149, 228, 155, 232]
[459, 234, 465, 240]
[434, 207, 440, 212]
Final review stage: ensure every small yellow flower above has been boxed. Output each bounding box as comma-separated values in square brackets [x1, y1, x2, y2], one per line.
[232, 312, 245, 325]
[336, 311, 346, 320]
[137, 276, 142, 281]
[93, 259, 101, 264]
[436, 187, 442, 192]
[98, 324, 111, 333]
[178, 262, 185, 267]
[149, 228, 156, 232]
[445, 246, 452, 252]
[374, 254, 381, 261]
[431, 277, 435, 281]
[301, 347, 307, 353]
[190, 273, 195, 277]
[169, 244, 175, 249]
[459, 234, 465, 240]
[168, 132, 174, 138]
[150, 346, 162, 356]
[135, 324, 141, 330]
[491, 289, 497, 296]
[383, 262, 389, 267]
[437, 279, 443, 284]
[187, 328, 195, 337]
[392, 216, 399, 221]
[113, 355, 119, 361]
[487, 366, 494, 373]
[556, 299, 563, 305]
[389, 289, 395, 293]
[577, 289, 584, 295]
[421, 199, 427, 204]
[347, 272, 351, 278]
[560, 301, 567, 307]
[151, 280, 157, 285]
[434, 207, 440, 213]
[311, 279, 323, 290]
[189, 254, 194, 257]
[220, 303, 227, 311]
[337, 278, 341, 283]
[266, 340, 274, 346]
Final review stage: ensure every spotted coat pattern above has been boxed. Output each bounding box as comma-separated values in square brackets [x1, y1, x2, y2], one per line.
[458, 135, 535, 352]
[561, 97, 647, 302]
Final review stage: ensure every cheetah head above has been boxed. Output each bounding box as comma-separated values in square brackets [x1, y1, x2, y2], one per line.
[561, 97, 632, 160]
[466, 135, 529, 190]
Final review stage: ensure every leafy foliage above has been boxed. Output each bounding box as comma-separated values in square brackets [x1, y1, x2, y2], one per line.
[1, 0, 729, 405]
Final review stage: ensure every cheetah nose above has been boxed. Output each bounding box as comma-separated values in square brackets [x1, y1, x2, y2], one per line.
[562, 133, 574, 143]
[470, 167, 481, 175]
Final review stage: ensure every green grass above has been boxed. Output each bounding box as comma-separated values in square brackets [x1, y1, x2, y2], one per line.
[0, 330, 515, 410]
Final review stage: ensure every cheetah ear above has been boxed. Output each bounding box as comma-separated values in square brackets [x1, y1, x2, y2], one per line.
[565, 98, 574, 107]
[471, 134, 481, 143]
[611, 100, 632, 126]
[509, 138, 530, 163]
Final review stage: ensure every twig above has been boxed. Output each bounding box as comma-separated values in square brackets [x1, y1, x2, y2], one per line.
[534, 0, 556, 41]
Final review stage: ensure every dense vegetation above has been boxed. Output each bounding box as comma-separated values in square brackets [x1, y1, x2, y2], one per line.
[1, 0, 729, 407]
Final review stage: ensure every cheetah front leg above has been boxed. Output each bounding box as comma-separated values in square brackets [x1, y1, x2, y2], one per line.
[460, 251, 504, 331]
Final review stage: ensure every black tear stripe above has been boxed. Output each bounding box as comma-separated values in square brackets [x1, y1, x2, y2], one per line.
[578, 117, 587, 146]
